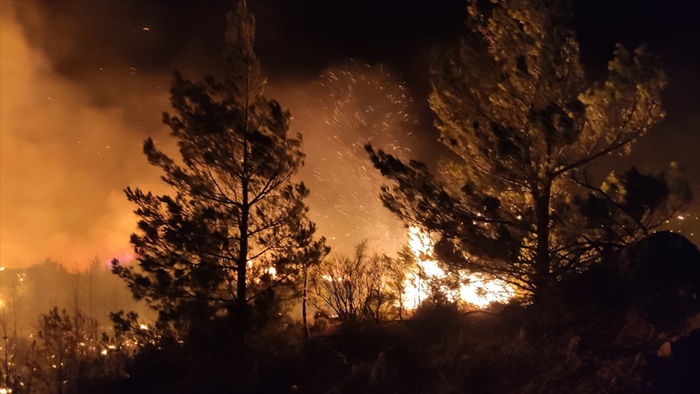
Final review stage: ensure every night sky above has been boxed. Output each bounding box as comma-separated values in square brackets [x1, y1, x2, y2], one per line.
[1, 0, 698, 270]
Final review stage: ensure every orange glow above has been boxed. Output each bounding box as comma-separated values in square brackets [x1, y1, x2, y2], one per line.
[0, 3, 168, 271]
[403, 227, 514, 309]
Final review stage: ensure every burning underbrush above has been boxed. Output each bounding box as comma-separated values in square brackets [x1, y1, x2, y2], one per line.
[403, 226, 515, 310]
[299, 232, 700, 394]
[308, 226, 516, 335]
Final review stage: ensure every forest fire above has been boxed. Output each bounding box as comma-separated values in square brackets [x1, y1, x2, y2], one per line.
[403, 227, 514, 309]
[0, 0, 699, 392]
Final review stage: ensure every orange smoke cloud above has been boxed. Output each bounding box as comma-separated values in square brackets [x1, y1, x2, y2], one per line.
[0, 3, 424, 272]
[0, 4, 167, 270]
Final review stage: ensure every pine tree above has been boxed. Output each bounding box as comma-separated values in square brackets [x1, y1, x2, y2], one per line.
[368, 0, 677, 300]
[113, 1, 327, 341]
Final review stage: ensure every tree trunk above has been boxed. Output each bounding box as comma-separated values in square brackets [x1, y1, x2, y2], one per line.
[236, 196, 249, 346]
[533, 182, 552, 303]
[302, 263, 309, 340]
[236, 48, 252, 348]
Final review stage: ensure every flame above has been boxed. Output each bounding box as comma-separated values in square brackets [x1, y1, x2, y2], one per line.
[403, 227, 514, 309]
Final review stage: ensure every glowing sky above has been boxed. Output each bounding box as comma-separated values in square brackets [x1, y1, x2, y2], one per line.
[1, 0, 699, 270]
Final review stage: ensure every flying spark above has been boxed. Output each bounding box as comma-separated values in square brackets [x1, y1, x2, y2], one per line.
[297, 61, 418, 254]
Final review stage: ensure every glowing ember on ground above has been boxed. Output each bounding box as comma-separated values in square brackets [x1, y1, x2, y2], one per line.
[403, 227, 514, 309]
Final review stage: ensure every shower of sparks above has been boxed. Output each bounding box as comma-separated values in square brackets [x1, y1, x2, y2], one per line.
[403, 227, 515, 309]
[298, 61, 418, 254]
[661, 212, 699, 241]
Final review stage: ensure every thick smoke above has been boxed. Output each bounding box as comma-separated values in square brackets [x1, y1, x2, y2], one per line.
[1, 5, 416, 270]
[0, 4, 169, 270]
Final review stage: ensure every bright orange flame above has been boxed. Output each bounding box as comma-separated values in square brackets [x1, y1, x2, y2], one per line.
[403, 227, 514, 309]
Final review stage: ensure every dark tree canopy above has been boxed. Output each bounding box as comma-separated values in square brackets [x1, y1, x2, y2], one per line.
[113, 1, 327, 340]
[575, 163, 691, 255]
[368, 0, 687, 300]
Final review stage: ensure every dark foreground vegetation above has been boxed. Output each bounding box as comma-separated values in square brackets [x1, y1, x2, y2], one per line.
[15, 231, 695, 393]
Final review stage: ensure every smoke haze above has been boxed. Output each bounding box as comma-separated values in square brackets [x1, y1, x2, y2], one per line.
[1, 3, 169, 270]
[2, 0, 699, 271]
[0, 3, 419, 269]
